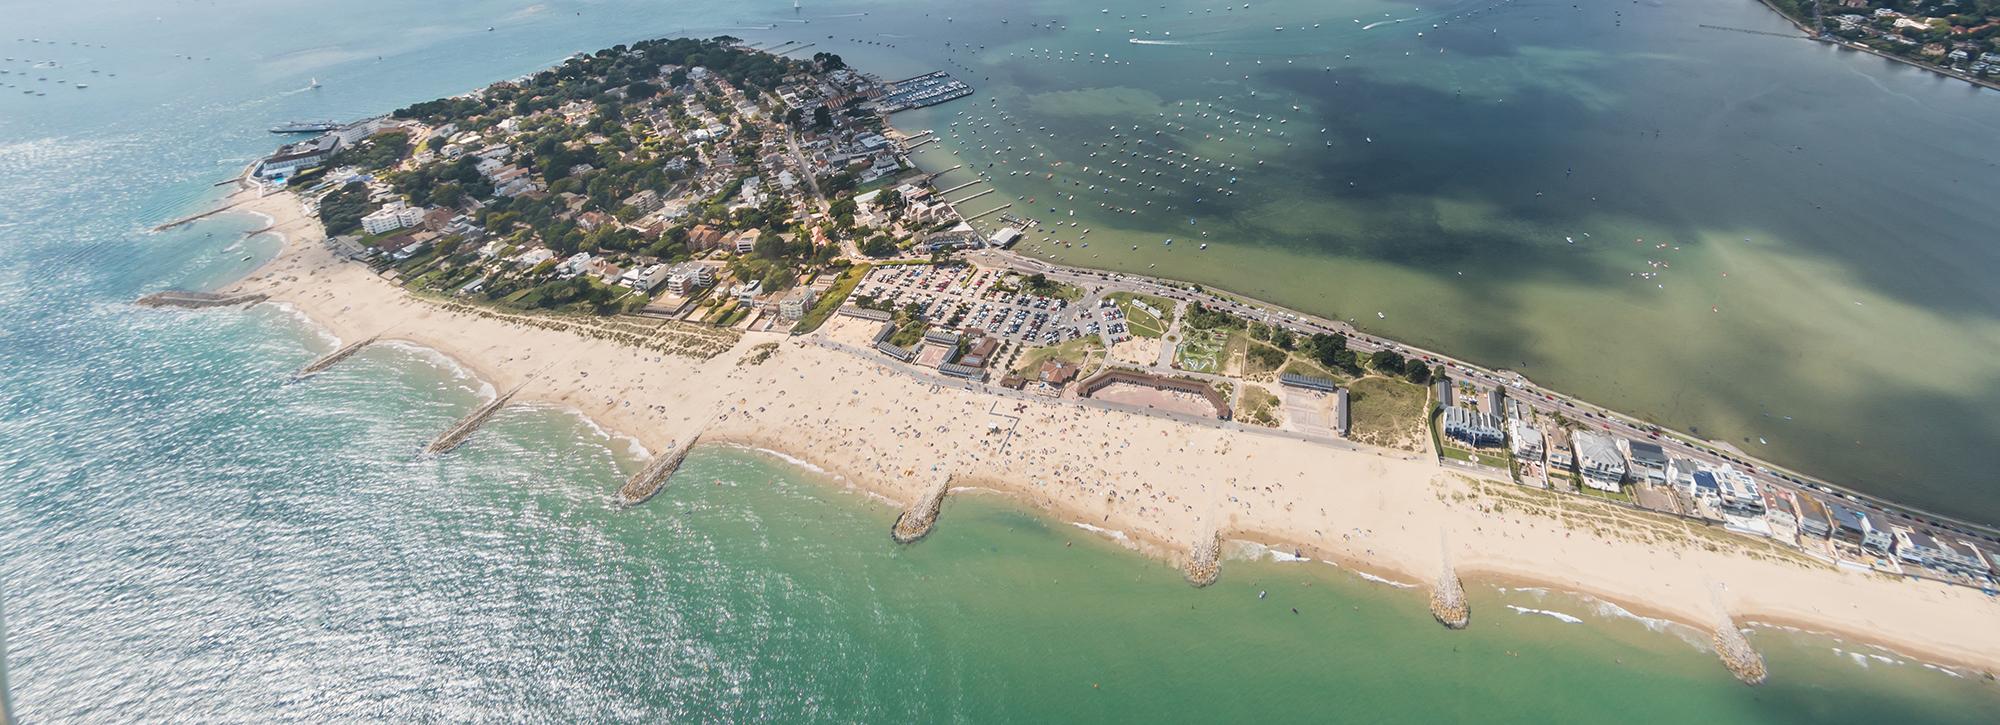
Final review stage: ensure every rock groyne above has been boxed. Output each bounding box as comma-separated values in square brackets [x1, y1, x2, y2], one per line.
[135, 290, 267, 309]
[1429, 563, 1470, 629]
[1713, 615, 1768, 685]
[1181, 530, 1222, 587]
[890, 473, 951, 543]
[423, 385, 520, 455]
[294, 335, 379, 378]
[617, 434, 699, 506]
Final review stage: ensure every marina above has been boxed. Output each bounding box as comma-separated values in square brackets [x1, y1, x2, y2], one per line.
[878, 70, 972, 112]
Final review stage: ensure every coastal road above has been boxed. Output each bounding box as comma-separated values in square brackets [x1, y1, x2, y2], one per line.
[964, 249, 2000, 543]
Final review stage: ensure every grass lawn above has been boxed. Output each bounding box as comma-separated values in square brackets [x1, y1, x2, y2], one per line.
[1237, 385, 1281, 427]
[1107, 291, 1173, 338]
[1022, 274, 1084, 301]
[1012, 335, 1102, 377]
[1243, 341, 1287, 379]
[1174, 327, 1228, 373]
[1349, 375, 1429, 452]
[1279, 357, 1343, 382]
[1577, 484, 1637, 504]
[791, 263, 868, 334]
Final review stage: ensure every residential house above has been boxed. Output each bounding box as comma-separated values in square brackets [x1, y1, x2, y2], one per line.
[1796, 494, 1833, 539]
[361, 204, 426, 236]
[1625, 440, 1669, 485]
[664, 262, 715, 295]
[731, 229, 761, 255]
[1572, 431, 1626, 492]
[1507, 418, 1543, 462]
[1442, 406, 1504, 448]
[778, 287, 817, 321]
[1712, 465, 1764, 516]
[621, 263, 672, 292]
[1545, 427, 1574, 472]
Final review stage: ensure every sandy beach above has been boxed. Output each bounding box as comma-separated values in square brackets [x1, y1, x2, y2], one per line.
[213, 187, 2000, 676]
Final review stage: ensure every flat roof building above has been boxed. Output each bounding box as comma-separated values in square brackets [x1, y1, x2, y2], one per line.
[1626, 440, 1669, 485]
[1508, 418, 1544, 461]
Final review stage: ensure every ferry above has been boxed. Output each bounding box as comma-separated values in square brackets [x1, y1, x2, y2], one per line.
[269, 120, 339, 134]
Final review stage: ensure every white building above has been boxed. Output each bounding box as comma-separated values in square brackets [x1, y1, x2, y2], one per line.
[360, 204, 426, 236]
[1507, 418, 1544, 462]
[779, 287, 817, 320]
[621, 263, 671, 292]
[256, 135, 340, 178]
[732, 230, 760, 255]
[665, 262, 715, 296]
[556, 252, 595, 278]
[1572, 431, 1626, 492]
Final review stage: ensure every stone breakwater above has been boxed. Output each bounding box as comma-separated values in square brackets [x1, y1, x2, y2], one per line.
[891, 473, 951, 543]
[424, 384, 521, 455]
[617, 434, 699, 506]
[135, 290, 267, 309]
[1182, 531, 1222, 587]
[1429, 564, 1470, 629]
[1713, 616, 1767, 685]
[295, 335, 378, 378]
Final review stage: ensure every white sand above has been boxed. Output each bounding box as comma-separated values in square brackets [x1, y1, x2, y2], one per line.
[220, 188, 2000, 673]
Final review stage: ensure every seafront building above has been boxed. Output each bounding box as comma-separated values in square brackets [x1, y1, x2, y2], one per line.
[1545, 427, 1574, 472]
[1507, 418, 1543, 461]
[1442, 406, 1503, 448]
[665, 262, 715, 296]
[1572, 431, 1626, 492]
[1625, 440, 1669, 485]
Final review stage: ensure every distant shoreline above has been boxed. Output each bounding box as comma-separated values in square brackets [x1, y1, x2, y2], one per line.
[1750, 0, 2000, 93]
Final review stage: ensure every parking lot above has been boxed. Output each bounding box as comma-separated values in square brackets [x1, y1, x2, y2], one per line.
[853, 265, 1105, 346]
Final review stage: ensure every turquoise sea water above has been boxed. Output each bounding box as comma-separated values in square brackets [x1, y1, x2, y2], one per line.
[1, 0, 1997, 720]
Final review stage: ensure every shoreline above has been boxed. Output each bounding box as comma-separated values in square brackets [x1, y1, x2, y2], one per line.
[182, 185, 2000, 679]
[1750, 0, 2000, 94]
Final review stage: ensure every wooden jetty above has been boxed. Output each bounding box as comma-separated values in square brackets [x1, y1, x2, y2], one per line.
[294, 335, 378, 378]
[424, 384, 522, 455]
[616, 433, 701, 505]
[890, 473, 951, 543]
[135, 290, 267, 309]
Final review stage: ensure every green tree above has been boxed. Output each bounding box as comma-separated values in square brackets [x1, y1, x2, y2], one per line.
[1370, 349, 1406, 375]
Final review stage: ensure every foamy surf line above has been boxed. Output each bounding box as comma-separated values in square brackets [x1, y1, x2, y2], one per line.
[1322, 561, 1418, 589]
[1506, 605, 1583, 624]
[1071, 521, 1136, 547]
[716, 443, 839, 480]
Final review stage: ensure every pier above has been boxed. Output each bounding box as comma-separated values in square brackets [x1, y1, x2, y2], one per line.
[964, 203, 1011, 221]
[135, 290, 267, 309]
[950, 188, 995, 205]
[890, 472, 951, 543]
[1181, 530, 1222, 587]
[294, 335, 378, 378]
[937, 179, 984, 195]
[617, 433, 701, 505]
[424, 384, 522, 455]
